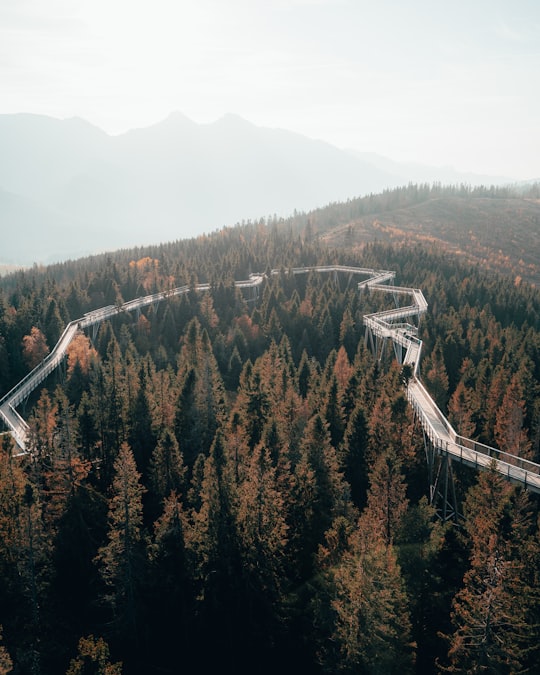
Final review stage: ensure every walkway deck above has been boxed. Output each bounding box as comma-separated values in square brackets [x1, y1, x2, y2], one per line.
[1, 265, 540, 493]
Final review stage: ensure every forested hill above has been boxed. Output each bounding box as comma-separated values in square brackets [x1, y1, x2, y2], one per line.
[307, 183, 540, 286]
[1, 221, 540, 674]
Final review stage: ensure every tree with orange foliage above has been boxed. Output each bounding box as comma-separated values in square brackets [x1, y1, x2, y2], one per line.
[494, 373, 532, 461]
[445, 464, 540, 672]
[22, 327, 49, 370]
[0, 626, 12, 675]
[66, 635, 122, 675]
[66, 332, 98, 376]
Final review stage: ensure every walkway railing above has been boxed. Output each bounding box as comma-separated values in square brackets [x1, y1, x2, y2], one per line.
[2, 265, 540, 493]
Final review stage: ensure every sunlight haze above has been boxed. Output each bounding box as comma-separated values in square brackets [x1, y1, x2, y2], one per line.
[1, 0, 539, 179]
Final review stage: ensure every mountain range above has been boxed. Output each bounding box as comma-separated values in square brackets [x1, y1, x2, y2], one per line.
[0, 112, 514, 265]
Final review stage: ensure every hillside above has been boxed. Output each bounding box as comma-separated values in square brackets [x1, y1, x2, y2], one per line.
[316, 186, 540, 285]
[0, 113, 513, 266]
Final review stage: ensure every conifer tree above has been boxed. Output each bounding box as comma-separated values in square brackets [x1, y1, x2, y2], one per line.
[446, 464, 539, 673]
[317, 511, 415, 675]
[95, 443, 146, 639]
[365, 446, 409, 545]
[340, 401, 370, 509]
[324, 375, 345, 449]
[65, 635, 122, 675]
[0, 626, 12, 675]
[232, 361, 270, 450]
[149, 429, 186, 504]
[315, 419, 416, 673]
[339, 307, 357, 360]
[18, 482, 49, 675]
[190, 433, 238, 583]
[291, 414, 350, 576]
[448, 380, 477, 438]
[236, 445, 288, 607]
[424, 339, 449, 410]
[44, 298, 64, 348]
[128, 365, 157, 477]
[494, 373, 532, 460]
[147, 493, 193, 668]
[175, 320, 226, 464]
[28, 389, 58, 460]
[189, 433, 241, 668]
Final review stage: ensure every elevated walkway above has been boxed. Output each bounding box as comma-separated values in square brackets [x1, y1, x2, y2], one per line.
[363, 278, 540, 495]
[1, 265, 539, 495]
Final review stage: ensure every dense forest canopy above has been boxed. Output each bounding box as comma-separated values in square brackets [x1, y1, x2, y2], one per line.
[0, 209, 540, 674]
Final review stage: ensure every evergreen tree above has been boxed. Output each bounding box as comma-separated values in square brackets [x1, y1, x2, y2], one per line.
[149, 429, 186, 504]
[65, 635, 122, 675]
[189, 433, 241, 670]
[128, 365, 157, 478]
[445, 464, 540, 673]
[95, 443, 146, 642]
[365, 446, 409, 545]
[0, 627, 12, 675]
[340, 401, 370, 509]
[424, 339, 449, 411]
[448, 380, 477, 438]
[291, 414, 351, 576]
[317, 512, 415, 674]
[324, 375, 345, 449]
[494, 373, 532, 460]
[147, 493, 193, 669]
[236, 445, 288, 623]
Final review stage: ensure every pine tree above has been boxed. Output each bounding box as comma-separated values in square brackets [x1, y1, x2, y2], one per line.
[147, 493, 193, 669]
[317, 511, 415, 674]
[95, 443, 146, 640]
[0, 627, 12, 675]
[340, 401, 370, 509]
[65, 635, 122, 675]
[188, 433, 241, 669]
[324, 375, 345, 449]
[128, 365, 157, 478]
[446, 464, 539, 673]
[448, 380, 477, 438]
[175, 321, 226, 464]
[28, 389, 58, 461]
[44, 298, 64, 348]
[315, 423, 415, 673]
[149, 429, 186, 504]
[424, 339, 449, 411]
[494, 373, 532, 461]
[291, 414, 351, 576]
[365, 446, 409, 545]
[236, 445, 288, 608]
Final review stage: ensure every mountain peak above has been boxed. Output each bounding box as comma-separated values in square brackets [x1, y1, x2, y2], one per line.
[213, 113, 254, 128]
[162, 110, 195, 126]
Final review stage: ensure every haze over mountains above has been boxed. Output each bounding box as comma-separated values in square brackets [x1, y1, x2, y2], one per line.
[0, 112, 514, 266]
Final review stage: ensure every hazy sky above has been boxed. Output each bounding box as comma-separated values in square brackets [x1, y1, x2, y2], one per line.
[1, 0, 539, 179]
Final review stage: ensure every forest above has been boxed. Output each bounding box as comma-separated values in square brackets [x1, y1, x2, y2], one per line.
[0, 218, 540, 674]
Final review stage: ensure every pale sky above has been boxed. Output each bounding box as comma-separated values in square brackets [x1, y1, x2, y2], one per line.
[1, 0, 539, 179]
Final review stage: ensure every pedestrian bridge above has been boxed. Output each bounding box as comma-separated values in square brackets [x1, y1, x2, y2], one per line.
[1, 265, 539, 497]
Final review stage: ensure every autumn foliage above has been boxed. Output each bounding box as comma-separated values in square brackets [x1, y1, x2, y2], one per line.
[0, 221, 539, 674]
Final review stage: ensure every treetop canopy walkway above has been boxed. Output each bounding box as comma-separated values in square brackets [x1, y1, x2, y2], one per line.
[1, 265, 539, 499]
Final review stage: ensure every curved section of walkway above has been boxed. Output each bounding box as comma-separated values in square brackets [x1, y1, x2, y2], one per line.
[1, 265, 540, 494]
[362, 278, 540, 493]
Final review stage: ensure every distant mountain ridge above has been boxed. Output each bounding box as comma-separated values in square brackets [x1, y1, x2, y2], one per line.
[0, 112, 514, 265]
